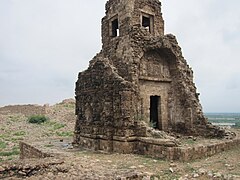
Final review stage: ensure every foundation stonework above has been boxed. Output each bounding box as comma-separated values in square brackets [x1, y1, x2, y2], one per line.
[74, 0, 226, 155]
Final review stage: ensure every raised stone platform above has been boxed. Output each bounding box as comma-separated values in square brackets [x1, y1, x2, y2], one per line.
[20, 133, 240, 162]
[20, 138, 74, 159]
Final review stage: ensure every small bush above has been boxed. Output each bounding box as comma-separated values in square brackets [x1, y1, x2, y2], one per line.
[27, 115, 48, 124]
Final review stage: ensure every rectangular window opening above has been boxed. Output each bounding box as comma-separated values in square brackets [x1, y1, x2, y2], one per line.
[142, 16, 151, 31]
[111, 18, 119, 37]
[141, 13, 154, 34]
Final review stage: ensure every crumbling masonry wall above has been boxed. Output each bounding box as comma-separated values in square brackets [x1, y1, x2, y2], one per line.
[0, 104, 49, 117]
[74, 0, 225, 154]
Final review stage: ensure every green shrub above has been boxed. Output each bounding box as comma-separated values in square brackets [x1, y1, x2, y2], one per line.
[27, 115, 48, 124]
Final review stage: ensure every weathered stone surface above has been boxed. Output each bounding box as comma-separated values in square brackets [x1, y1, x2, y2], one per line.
[74, 0, 227, 156]
[0, 160, 64, 179]
[20, 141, 52, 159]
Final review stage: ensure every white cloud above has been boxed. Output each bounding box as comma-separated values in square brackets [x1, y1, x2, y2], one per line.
[0, 0, 106, 105]
[0, 0, 239, 112]
[162, 0, 240, 112]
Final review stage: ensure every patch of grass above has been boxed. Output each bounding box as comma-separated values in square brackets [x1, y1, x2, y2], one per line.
[56, 131, 73, 137]
[142, 158, 152, 165]
[0, 141, 7, 149]
[27, 115, 48, 124]
[13, 131, 26, 136]
[44, 121, 56, 126]
[44, 144, 54, 148]
[44, 121, 65, 130]
[7, 157, 13, 161]
[0, 147, 20, 157]
[184, 163, 196, 173]
[44, 121, 66, 132]
[53, 123, 65, 130]
[0, 133, 10, 140]
[63, 104, 75, 109]
[11, 137, 24, 142]
[0, 151, 19, 157]
[42, 132, 54, 137]
[8, 114, 24, 122]
[43, 120, 57, 131]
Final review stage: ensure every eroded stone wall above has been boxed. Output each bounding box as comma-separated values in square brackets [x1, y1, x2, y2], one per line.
[19, 142, 51, 159]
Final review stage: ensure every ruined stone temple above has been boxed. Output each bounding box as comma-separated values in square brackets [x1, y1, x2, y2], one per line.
[74, 0, 225, 156]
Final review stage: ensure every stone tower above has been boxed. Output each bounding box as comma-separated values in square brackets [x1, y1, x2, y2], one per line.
[74, 0, 224, 155]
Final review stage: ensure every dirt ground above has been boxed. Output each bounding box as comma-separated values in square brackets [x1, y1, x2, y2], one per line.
[0, 100, 240, 179]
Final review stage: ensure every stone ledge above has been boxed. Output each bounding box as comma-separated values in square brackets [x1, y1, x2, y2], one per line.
[169, 137, 240, 162]
[75, 135, 240, 162]
[19, 138, 73, 159]
[139, 76, 172, 82]
[138, 137, 177, 147]
[20, 136, 240, 162]
[78, 134, 177, 146]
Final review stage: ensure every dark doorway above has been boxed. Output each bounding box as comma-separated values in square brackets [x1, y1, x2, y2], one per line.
[111, 18, 119, 37]
[150, 96, 161, 129]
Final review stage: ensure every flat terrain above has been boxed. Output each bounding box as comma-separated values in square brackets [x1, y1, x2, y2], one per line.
[0, 100, 240, 179]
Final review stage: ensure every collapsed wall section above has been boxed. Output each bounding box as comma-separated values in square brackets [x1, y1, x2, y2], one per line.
[74, 56, 147, 151]
[128, 27, 224, 137]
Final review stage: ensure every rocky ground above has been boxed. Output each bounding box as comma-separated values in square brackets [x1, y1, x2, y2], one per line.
[0, 100, 240, 179]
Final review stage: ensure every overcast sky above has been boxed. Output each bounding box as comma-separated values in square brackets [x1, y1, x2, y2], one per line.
[0, 0, 239, 112]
